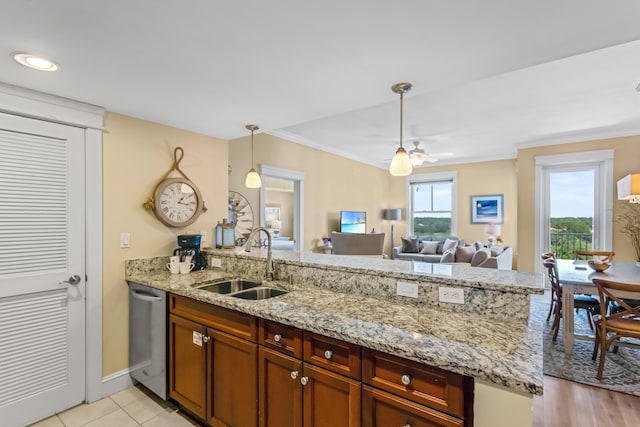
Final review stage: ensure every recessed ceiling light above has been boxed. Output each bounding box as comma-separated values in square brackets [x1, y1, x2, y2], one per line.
[11, 51, 59, 71]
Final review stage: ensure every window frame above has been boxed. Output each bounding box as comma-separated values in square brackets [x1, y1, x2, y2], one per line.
[406, 171, 458, 236]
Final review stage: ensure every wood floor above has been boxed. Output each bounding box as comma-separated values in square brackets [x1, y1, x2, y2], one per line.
[533, 375, 640, 427]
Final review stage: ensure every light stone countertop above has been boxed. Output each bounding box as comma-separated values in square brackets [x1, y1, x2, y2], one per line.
[126, 262, 543, 396]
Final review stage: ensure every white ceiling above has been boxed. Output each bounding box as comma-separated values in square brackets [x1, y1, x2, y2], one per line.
[2, 1, 640, 169]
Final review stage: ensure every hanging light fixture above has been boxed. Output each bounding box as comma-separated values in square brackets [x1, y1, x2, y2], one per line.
[389, 82, 413, 176]
[244, 124, 262, 188]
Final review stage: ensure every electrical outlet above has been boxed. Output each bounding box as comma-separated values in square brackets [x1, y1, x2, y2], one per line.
[200, 229, 208, 244]
[210, 257, 222, 268]
[438, 286, 464, 304]
[120, 232, 131, 248]
[396, 281, 418, 298]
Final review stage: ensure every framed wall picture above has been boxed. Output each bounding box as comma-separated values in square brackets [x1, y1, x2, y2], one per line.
[471, 194, 504, 224]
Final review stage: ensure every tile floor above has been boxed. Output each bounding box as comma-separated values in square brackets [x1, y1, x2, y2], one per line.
[29, 385, 201, 427]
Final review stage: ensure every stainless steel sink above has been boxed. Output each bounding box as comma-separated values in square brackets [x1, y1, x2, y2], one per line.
[195, 278, 262, 294]
[231, 286, 288, 300]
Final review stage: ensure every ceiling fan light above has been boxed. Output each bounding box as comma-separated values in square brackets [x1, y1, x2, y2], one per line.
[245, 168, 262, 188]
[389, 147, 413, 176]
[410, 152, 426, 166]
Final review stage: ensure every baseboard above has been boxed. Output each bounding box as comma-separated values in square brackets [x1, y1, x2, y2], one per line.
[100, 367, 135, 399]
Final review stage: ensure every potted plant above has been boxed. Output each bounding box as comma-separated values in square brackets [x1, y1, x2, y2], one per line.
[617, 202, 640, 264]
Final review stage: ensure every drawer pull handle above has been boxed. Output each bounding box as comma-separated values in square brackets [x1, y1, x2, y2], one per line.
[300, 376, 309, 386]
[290, 370, 299, 380]
[274, 334, 282, 342]
[324, 350, 333, 360]
[401, 374, 411, 385]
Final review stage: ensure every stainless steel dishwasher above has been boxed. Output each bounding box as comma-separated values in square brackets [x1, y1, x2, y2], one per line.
[128, 282, 167, 399]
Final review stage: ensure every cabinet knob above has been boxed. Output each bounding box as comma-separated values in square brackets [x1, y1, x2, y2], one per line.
[290, 370, 299, 380]
[401, 374, 411, 386]
[274, 334, 282, 342]
[324, 350, 333, 360]
[300, 376, 309, 386]
[403, 424, 412, 427]
[202, 336, 210, 343]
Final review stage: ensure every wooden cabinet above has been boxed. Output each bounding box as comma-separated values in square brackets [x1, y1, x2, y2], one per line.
[169, 297, 472, 427]
[169, 295, 258, 427]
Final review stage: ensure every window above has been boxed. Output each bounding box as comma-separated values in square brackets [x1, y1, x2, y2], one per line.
[407, 172, 457, 236]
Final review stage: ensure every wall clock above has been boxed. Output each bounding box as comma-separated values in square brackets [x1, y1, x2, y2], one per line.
[153, 177, 204, 227]
[143, 147, 207, 227]
[228, 191, 254, 244]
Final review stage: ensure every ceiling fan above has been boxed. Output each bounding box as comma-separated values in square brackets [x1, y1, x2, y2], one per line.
[407, 141, 453, 166]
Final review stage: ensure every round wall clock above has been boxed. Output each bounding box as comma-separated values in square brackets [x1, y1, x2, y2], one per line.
[228, 191, 254, 243]
[153, 177, 204, 227]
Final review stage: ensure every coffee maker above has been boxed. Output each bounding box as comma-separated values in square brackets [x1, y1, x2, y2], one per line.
[173, 234, 207, 271]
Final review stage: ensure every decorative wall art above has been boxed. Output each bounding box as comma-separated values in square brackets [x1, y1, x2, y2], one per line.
[471, 194, 504, 224]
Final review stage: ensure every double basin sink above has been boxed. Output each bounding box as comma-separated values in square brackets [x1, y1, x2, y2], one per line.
[194, 278, 288, 300]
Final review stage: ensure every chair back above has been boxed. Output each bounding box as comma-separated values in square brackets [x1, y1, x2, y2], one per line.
[573, 250, 615, 263]
[541, 252, 555, 261]
[542, 258, 561, 297]
[592, 278, 640, 321]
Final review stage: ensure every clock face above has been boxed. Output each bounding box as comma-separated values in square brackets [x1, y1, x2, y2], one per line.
[153, 178, 203, 227]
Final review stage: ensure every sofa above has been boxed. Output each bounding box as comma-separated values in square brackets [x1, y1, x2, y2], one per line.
[393, 236, 513, 270]
[330, 231, 385, 256]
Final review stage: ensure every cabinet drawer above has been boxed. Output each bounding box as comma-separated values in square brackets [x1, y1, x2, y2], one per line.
[303, 331, 361, 380]
[363, 385, 464, 427]
[259, 319, 303, 359]
[169, 294, 257, 342]
[362, 348, 466, 419]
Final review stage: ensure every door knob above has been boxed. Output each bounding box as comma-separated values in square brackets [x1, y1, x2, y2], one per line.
[62, 275, 82, 285]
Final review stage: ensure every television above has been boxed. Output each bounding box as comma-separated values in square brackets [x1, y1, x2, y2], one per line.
[340, 211, 366, 234]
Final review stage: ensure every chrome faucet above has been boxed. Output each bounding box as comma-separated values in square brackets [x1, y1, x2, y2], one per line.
[244, 227, 275, 281]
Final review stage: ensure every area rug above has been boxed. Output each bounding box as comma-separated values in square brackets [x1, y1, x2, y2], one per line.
[531, 298, 640, 396]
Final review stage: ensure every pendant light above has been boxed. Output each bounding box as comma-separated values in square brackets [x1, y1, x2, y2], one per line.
[245, 124, 262, 188]
[389, 82, 413, 176]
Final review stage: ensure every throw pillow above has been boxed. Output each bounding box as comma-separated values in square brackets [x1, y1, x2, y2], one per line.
[456, 245, 476, 263]
[471, 248, 491, 266]
[490, 245, 505, 257]
[441, 238, 458, 254]
[419, 241, 439, 254]
[401, 237, 419, 253]
[474, 240, 485, 251]
[440, 248, 456, 263]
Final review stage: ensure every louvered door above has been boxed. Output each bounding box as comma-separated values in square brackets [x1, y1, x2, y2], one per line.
[0, 112, 86, 427]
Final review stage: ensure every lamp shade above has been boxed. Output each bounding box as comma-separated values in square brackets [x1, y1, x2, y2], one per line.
[245, 168, 262, 188]
[484, 223, 501, 236]
[383, 209, 402, 221]
[389, 147, 412, 176]
[617, 173, 640, 203]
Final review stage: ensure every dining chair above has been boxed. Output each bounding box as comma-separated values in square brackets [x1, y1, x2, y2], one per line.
[573, 250, 615, 262]
[542, 258, 600, 341]
[541, 252, 557, 322]
[591, 278, 640, 380]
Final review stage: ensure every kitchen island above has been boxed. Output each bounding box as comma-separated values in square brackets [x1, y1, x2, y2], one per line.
[126, 249, 544, 426]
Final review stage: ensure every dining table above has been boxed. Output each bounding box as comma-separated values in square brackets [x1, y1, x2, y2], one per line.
[556, 259, 640, 354]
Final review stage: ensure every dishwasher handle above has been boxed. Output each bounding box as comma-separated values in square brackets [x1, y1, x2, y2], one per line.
[131, 289, 163, 302]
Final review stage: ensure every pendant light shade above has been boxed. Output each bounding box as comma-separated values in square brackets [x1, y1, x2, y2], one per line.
[389, 82, 413, 176]
[245, 124, 262, 188]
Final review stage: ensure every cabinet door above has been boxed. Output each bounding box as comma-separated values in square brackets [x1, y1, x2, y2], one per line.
[302, 363, 361, 427]
[363, 385, 464, 427]
[169, 314, 207, 420]
[208, 329, 258, 427]
[258, 347, 303, 427]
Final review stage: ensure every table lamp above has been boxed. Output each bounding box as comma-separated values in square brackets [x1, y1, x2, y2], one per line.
[484, 223, 501, 246]
[383, 208, 402, 259]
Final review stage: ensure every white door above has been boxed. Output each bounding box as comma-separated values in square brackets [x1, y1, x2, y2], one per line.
[0, 113, 86, 427]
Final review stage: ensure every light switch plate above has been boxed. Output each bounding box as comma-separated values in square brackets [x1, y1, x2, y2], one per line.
[120, 232, 131, 248]
[396, 281, 419, 298]
[439, 286, 464, 304]
[210, 257, 222, 268]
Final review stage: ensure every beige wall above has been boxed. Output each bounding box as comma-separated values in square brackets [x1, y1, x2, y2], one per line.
[228, 133, 400, 252]
[265, 190, 294, 237]
[411, 159, 518, 262]
[102, 112, 228, 376]
[517, 135, 640, 271]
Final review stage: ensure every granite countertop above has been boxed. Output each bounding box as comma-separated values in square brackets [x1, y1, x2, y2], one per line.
[205, 248, 545, 295]
[126, 267, 543, 396]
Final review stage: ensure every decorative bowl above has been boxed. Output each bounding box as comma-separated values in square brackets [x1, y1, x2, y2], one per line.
[587, 259, 611, 272]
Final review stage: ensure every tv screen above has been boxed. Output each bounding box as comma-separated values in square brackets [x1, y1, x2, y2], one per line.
[340, 211, 366, 233]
